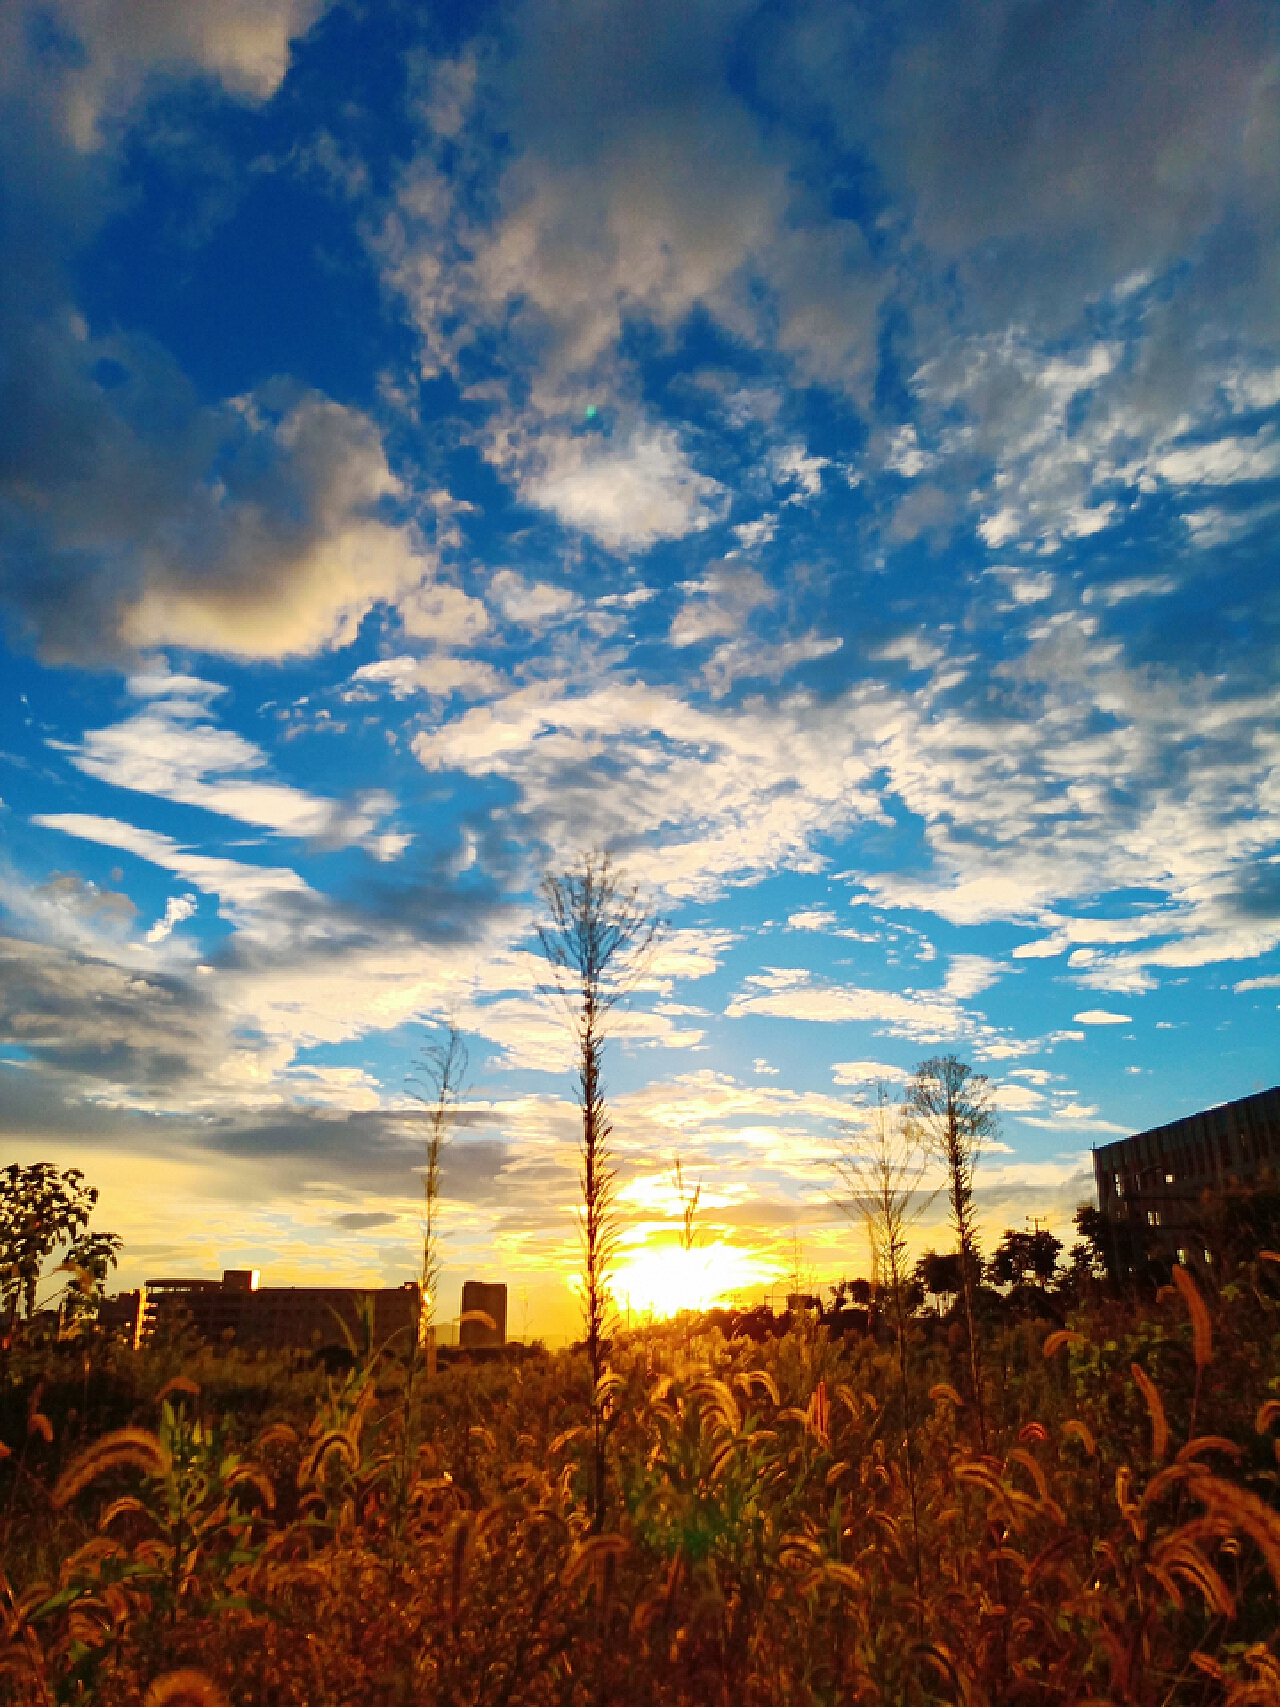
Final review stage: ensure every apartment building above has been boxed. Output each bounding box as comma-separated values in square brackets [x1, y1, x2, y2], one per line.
[1092, 1084, 1280, 1277]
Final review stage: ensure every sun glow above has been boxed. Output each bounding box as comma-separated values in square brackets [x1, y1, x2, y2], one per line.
[613, 1240, 775, 1319]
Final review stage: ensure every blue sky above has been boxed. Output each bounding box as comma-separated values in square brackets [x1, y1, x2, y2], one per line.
[2, 0, 1278, 1336]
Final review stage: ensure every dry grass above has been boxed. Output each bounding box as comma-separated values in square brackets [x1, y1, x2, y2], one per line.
[0, 1262, 1278, 1705]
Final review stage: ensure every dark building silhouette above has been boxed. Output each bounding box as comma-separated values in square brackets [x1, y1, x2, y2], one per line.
[128, 1268, 420, 1351]
[1092, 1085, 1280, 1277]
[97, 1289, 144, 1341]
[459, 1280, 507, 1348]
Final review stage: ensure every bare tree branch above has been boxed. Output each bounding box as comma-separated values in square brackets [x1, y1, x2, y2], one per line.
[903, 1053, 997, 1450]
[407, 1018, 470, 1350]
[833, 1085, 936, 1636]
[536, 850, 663, 1532]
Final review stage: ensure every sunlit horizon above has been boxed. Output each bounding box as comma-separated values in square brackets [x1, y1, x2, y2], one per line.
[612, 1238, 782, 1322]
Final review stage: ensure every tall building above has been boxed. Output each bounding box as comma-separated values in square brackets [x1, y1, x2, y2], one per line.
[459, 1280, 507, 1348]
[128, 1268, 421, 1351]
[1092, 1085, 1280, 1276]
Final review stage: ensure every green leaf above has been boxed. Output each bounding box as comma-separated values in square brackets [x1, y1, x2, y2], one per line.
[31, 1585, 87, 1620]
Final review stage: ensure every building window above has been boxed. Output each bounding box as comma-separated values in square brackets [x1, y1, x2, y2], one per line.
[1165, 1171, 1175, 1184]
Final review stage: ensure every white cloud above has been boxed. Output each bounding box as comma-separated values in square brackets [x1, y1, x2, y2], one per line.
[944, 954, 1004, 1000]
[406, 586, 1280, 994]
[886, 425, 932, 479]
[1149, 430, 1280, 488]
[523, 425, 724, 550]
[1019, 1107, 1128, 1134]
[670, 566, 774, 649]
[902, 306, 1280, 566]
[34, 814, 315, 934]
[397, 580, 491, 646]
[1013, 936, 1067, 959]
[773, 444, 827, 497]
[1082, 576, 1178, 606]
[411, 676, 886, 900]
[700, 632, 842, 700]
[128, 398, 428, 657]
[726, 968, 966, 1043]
[55, 671, 403, 851]
[786, 907, 837, 932]
[868, 631, 948, 673]
[2, 358, 432, 665]
[1072, 1009, 1133, 1025]
[488, 570, 576, 628]
[644, 928, 739, 989]
[25, 816, 536, 1096]
[831, 1060, 910, 1086]
[7, 0, 331, 152]
[1234, 974, 1280, 993]
[848, 0, 1278, 332]
[145, 894, 198, 945]
[375, 1, 885, 555]
[351, 655, 502, 702]
[987, 566, 1055, 606]
[733, 516, 777, 549]
[992, 1082, 1046, 1112]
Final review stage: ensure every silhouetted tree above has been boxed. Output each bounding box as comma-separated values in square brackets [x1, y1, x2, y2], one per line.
[989, 1227, 1063, 1289]
[0, 1164, 120, 1347]
[834, 1086, 936, 1631]
[671, 1154, 702, 1355]
[914, 1248, 968, 1311]
[904, 1055, 996, 1448]
[1064, 1201, 1121, 1290]
[407, 1019, 470, 1356]
[538, 852, 662, 1530]
[1193, 1178, 1280, 1275]
[59, 1229, 125, 1330]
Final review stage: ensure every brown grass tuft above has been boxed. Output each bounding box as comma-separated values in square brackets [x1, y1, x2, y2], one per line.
[156, 1377, 201, 1407]
[1178, 1435, 1242, 1464]
[457, 1309, 497, 1331]
[256, 1422, 299, 1452]
[929, 1383, 965, 1408]
[1042, 1329, 1086, 1358]
[1188, 1475, 1280, 1591]
[734, 1368, 780, 1407]
[143, 1668, 230, 1707]
[97, 1495, 150, 1531]
[446, 1512, 476, 1627]
[1172, 1264, 1212, 1368]
[1130, 1363, 1169, 1461]
[1064, 1420, 1105, 1461]
[52, 1429, 169, 1508]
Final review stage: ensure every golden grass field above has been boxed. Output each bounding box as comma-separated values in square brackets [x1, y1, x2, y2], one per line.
[2, 1261, 1279, 1706]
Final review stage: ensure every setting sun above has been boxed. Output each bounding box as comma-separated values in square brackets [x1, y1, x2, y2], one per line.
[612, 1240, 776, 1319]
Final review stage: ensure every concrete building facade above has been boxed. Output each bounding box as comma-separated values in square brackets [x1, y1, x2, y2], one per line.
[123, 1268, 421, 1351]
[459, 1280, 507, 1348]
[1092, 1084, 1280, 1276]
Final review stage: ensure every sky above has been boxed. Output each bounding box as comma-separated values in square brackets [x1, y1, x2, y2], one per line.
[2, 0, 1279, 1340]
